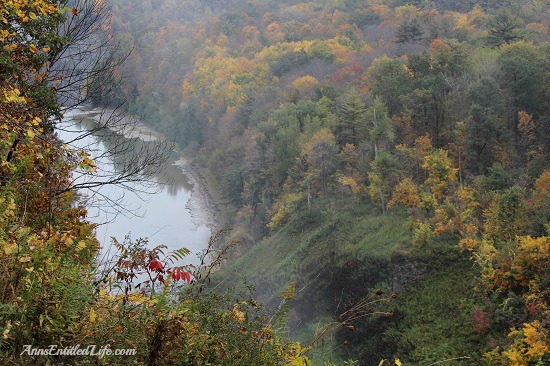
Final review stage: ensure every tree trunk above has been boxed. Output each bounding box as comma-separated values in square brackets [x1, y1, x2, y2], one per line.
[147, 320, 166, 366]
[373, 107, 379, 158]
[381, 187, 386, 215]
[307, 181, 311, 210]
[458, 148, 463, 185]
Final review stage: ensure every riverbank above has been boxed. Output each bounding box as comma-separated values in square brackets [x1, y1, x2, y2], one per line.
[81, 106, 221, 231]
[174, 156, 221, 230]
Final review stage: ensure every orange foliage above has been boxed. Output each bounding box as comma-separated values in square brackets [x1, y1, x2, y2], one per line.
[430, 39, 452, 55]
[482, 236, 549, 293]
[388, 178, 420, 209]
[517, 111, 535, 137]
[266, 22, 285, 44]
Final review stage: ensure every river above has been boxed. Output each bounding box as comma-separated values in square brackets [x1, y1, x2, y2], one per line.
[58, 107, 213, 267]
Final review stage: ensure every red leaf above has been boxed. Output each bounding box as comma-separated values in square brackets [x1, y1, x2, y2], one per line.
[182, 271, 191, 283]
[148, 259, 164, 272]
[171, 271, 181, 281]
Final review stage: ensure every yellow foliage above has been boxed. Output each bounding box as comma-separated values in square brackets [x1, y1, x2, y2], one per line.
[268, 192, 305, 229]
[2, 240, 18, 255]
[412, 221, 433, 247]
[338, 175, 365, 197]
[501, 321, 550, 365]
[458, 237, 481, 251]
[389, 178, 420, 208]
[89, 308, 97, 323]
[532, 170, 550, 206]
[403, 64, 415, 77]
[395, 5, 420, 19]
[268, 202, 288, 229]
[454, 14, 469, 29]
[292, 75, 319, 94]
[301, 128, 335, 157]
[422, 149, 458, 203]
[479, 235, 549, 294]
[283, 341, 312, 366]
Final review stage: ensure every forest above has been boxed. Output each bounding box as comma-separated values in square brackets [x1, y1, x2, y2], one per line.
[2, 0, 549, 365]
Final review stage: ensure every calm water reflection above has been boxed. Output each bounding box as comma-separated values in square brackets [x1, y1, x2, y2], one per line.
[58, 108, 211, 266]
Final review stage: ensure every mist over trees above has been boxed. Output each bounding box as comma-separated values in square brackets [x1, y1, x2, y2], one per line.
[3, 0, 548, 364]
[97, 0, 550, 363]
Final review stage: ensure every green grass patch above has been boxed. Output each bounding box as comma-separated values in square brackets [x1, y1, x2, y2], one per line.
[383, 261, 487, 365]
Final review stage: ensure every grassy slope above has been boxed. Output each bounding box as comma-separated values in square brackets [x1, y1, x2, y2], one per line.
[217, 200, 408, 302]
[215, 200, 407, 361]
[384, 261, 486, 365]
[214, 199, 486, 364]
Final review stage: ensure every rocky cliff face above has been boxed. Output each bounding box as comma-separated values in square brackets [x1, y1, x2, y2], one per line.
[390, 252, 430, 292]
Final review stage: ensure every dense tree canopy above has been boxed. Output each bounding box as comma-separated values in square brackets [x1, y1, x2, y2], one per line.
[98, 1, 549, 363]
[5, 0, 546, 364]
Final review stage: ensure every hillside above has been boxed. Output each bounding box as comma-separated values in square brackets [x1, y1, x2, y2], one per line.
[72, 0, 550, 364]
[0, 1, 310, 365]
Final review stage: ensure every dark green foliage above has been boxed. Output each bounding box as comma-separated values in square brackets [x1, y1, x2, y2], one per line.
[464, 104, 500, 174]
[497, 42, 546, 116]
[367, 57, 413, 117]
[268, 50, 310, 77]
[476, 164, 513, 192]
[336, 89, 366, 147]
[394, 17, 424, 44]
[383, 262, 487, 366]
[486, 9, 524, 47]
[350, 9, 382, 29]
[467, 78, 502, 112]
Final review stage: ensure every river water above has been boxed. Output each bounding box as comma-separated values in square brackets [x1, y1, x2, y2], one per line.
[58, 107, 212, 267]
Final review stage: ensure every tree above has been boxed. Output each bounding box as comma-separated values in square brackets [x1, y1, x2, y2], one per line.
[1, 0, 68, 174]
[464, 104, 500, 174]
[497, 42, 545, 149]
[336, 89, 366, 147]
[368, 150, 400, 215]
[394, 16, 424, 44]
[467, 77, 502, 112]
[366, 98, 394, 158]
[1, 0, 167, 219]
[291, 75, 320, 101]
[422, 149, 458, 204]
[388, 178, 420, 209]
[486, 9, 524, 47]
[483, 186, 527, 244]
[302, 128, 339, 196]
[429, 39, 468, 77]
[530, 170, 550, 236]
[364, 56, 413, 117]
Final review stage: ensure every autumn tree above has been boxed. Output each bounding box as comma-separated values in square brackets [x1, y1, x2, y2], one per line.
[302, 128, 339, 197]
[1, 0, 67, 173]
[422, 149, 458, 205]
[366, 97, 394, 158]
[368, 150, 400, 215]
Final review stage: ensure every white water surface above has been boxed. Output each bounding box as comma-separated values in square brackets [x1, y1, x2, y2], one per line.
[58, 107, 211, 267]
